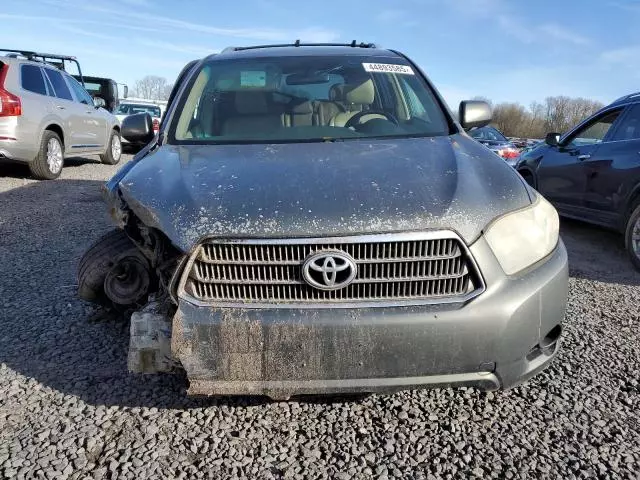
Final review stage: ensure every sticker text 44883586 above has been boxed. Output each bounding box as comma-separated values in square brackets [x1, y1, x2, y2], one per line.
[362, 63, 414, 75]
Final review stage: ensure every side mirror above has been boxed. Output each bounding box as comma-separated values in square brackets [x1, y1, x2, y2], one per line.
[459, 100, 492, 130]
[122, 113, 155, 144]
[93, 96, 106, 109]
[545, 132, 560, 146]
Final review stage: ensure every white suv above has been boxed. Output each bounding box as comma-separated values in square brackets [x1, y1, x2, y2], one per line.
[0, 54, 121, 179]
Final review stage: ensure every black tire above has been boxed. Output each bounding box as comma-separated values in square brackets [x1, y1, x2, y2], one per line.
[77, 229, 150, 308]
[624, 201, 640, 271]
[100, 129, 122, 165]
[29, 130, 64, 180]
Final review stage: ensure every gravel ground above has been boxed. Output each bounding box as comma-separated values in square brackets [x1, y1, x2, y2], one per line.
[0, 156, 639, 479]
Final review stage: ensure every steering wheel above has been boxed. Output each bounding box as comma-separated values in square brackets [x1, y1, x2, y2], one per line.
[344, 110, 399, 129]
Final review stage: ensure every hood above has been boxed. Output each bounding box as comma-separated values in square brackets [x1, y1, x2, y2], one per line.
[116, 135, 531, 252]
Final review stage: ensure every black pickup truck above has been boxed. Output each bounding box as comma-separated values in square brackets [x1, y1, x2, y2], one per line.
[73, 75, 128, 113]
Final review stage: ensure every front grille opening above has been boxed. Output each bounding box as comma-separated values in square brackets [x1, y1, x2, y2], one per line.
[183, 235, 483, 305]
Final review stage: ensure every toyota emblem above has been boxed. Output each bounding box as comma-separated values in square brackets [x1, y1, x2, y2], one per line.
[302, 250, 357, 291]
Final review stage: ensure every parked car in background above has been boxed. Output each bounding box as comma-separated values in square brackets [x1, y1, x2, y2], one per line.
[0, 53, 122, 179]
[509, 137, 529, 149]
[516, 140, 543, 160]
[469, 126, 520, 166]
[115, 101, 162, 141]
[517, 92, 640, 270]
[78, 42, 567, 400]
[73, 75, 128, 114]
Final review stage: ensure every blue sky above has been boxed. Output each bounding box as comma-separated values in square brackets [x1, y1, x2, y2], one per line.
[2, 0, 640, 109]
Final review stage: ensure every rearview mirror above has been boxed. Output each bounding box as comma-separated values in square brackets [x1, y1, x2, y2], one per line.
[459, 100, 492, 130]
[93, 96, 106, 109]
[545, 132, 560, 146]
[121, 113, 155, 145]
[286, 73, 330, 85]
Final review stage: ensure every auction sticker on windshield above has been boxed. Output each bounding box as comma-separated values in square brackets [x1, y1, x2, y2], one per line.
[362, 63, 414, 75]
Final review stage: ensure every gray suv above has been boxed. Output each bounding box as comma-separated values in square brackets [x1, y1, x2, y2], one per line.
[79, 43, 568, 399]
[0, 55, 121, 179]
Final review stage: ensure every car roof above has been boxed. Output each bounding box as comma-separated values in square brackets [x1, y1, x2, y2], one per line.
[0, 55, 43, 66]
[207, 44, 401, 61]
[0, 55, 74, 74]
[609, 92, 640, 108]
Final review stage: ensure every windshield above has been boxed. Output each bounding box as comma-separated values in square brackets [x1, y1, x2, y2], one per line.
[470, 126, 508, 142]
[171, 54, 450, 144]
[117, 103, 162, 117]
[83, 82, 102, 95]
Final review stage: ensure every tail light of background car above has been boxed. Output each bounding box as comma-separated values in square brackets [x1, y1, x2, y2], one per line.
[152, 118, 159, 132]
[0, 64, 22, 118]
[499, 147, 520, 159]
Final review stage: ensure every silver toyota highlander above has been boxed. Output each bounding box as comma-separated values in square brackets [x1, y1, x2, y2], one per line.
[78, 43, 569, 400]
[0, 54, 121, 179]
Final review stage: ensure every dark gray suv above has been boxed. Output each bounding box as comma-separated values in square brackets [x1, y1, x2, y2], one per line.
[517, 93, 640, 270]
[78, 43, 568, 399]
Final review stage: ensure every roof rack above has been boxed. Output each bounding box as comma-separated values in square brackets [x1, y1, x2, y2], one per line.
[611, 92, 640, 105]
[0, 48, 84, 85]
[221, 40, 377, 54]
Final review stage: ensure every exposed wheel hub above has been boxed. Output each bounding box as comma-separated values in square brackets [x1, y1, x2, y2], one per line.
[104, 257, 151, 306]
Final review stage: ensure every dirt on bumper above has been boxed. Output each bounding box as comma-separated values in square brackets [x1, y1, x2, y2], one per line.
[171, 299, 509, 400]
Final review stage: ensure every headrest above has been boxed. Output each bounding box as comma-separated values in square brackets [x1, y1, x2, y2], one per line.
[291, 101, 313, 114]
[343, 79, 375, 105]
[235, 91, 269, 115]
[329, 84, 344, 102]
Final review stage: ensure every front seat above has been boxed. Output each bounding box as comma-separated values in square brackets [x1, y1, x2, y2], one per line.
[329, 79, 385, 127]
[314, 84, 345, 126]
[222, 91, 285, 136]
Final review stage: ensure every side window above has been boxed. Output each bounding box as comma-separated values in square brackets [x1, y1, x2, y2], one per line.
[399, 77, 427, 118]
[21, 65, 47, 95]
[43, 68, 73, 101]
[566, 110, 621, 147]
[611, 105, 640, 141]
[67, 76, 94, 105]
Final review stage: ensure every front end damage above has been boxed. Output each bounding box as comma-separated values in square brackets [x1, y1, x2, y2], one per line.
[128, 298, 180, 374]
[100, 186, 187, 375]
[117, 224, 567, 401]
[89, 139, 566, 399]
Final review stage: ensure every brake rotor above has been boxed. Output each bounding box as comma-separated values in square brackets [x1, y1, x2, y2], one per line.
[104, 257, 151, 306]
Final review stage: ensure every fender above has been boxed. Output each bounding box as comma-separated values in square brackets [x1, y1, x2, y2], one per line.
[103, 139, 158, 203]
[38, 116, 65, 144]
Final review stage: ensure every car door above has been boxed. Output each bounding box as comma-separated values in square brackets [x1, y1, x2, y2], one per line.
[41, 67, 77, 153]
[537, 108, 623, 217]
[65, 75, 108, 152]
[580, 104, 640, 228]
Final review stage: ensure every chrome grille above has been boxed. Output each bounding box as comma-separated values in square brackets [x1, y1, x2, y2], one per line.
[181, 233, 483, 307]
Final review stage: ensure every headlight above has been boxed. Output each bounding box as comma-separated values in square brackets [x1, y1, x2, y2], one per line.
[485, 195, 559, 275]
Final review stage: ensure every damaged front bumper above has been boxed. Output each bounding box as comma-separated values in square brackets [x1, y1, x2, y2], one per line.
[157, 237, 568, 400]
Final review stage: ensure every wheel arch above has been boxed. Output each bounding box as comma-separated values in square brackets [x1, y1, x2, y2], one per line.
[517, 166, 537, 189]
[624, 182, 640, 220]
[43, 123, 64, 147]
